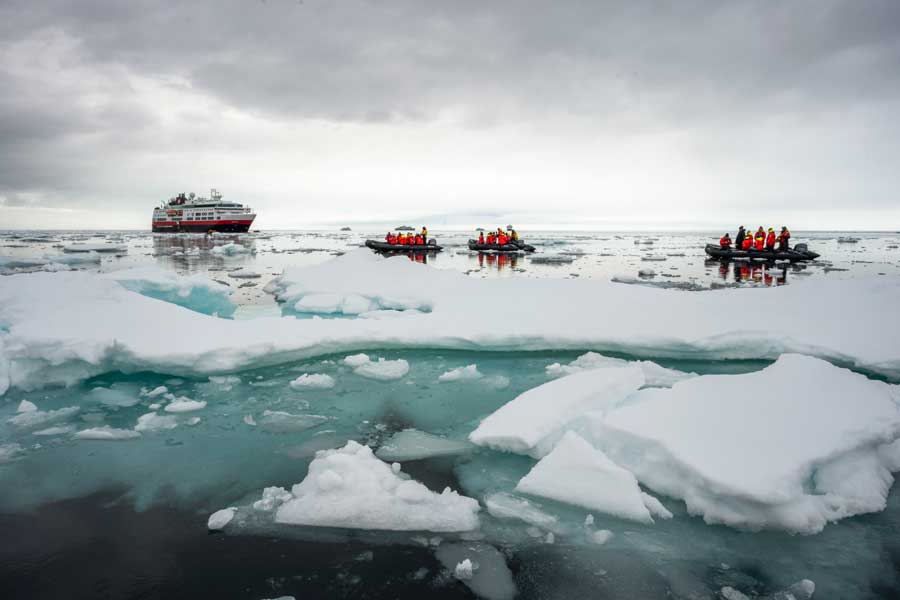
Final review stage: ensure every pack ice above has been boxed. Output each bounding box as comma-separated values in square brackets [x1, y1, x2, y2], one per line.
[236, 441, 480, 532]
[580, 354, 900, 533]
[2, 250, 900, 395]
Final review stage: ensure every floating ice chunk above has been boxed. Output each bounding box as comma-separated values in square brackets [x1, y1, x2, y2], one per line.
[207, 507, 235, 530]
[516, 432, 654, 524]
[353, 358, 410, 381]
[211, 242, 251, 255]
[484, 492, 559, 530]
[164, 398, 207, 413]
[258, 410, 330, 433]
[63, 243, 126, 253]
[0, 443, 23, 463]
[272, 441, 480, 531]
[290, 373, 336, 390]
[454, 558, 474, 580]
[470, 366, 645, 458]
[8, 406, 80, 430]
[228, 268, 261, 279]
[436, 543, 517, 600]
[483, 375, 510, 390]
[89, 387, 140, 407]
[591, 354, 900, 533]
[17, 399, 37, 413]
[591, 530, 614, 545]
[253, 486, 293, 512]
[143, 385, 168, 398]
[375, 429, 474, 461]
[75, 426, 141, 440]
[545, 351, 694, 388]
[343, 353, 371, 367]
[33, 425, 76, 436]
[438, 364, 483, 382]
[134, 411, 179, 432]
[243, 414, 257, 426]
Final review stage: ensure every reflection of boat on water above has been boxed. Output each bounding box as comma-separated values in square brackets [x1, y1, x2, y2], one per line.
[365, 240, 443, 253]
[707, 257, 790, 286]
[478, 252, 519, 271]
[468, 240, 536, 253]
[704, 243, 819, 262]
[152, 189, 256, 233]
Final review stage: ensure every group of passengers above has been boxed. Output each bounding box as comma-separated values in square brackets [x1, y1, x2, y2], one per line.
[476, 227, 519, 246]
[385, 227, 428, 246]
[719, 226, 791, 252]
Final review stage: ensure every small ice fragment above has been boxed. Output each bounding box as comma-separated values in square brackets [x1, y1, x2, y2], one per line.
[391, 462, 401, 474]
[591, 530, 613, 545]
[33, 425, 76, 436]
[207, 507, 235, 530]
[186, 417, 201, 426]
[17, 400, 37, 413]
[134, 412, 179, 432]
[353, 358, 409, 381]
[438, 364, 483, 382]
[484, 492, 559, 530]
[720, 587, 749, 600]
[244, 414, 257, 426]
[289, 373, 336, 390]
[454, 558, 474, 580]
[545, 532, 555, 544]
[75, 426, 141, 441]
[584, 514, 594, 526]
[343, 353, 370, 367]
[164, 398, 207, 413]
[143, 385, 168, 398]
[253, 486, 292, 512]
[148, 403, 161, 410]
[375, 429, 473, 461]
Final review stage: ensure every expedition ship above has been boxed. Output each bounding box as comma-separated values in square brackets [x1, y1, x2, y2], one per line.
[152, 189, 256, 233]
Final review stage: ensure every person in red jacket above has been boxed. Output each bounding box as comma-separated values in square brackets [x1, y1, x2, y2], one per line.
[742, 235, 753, 250]
[765, 228, 776, 251]
[754, 227, 765, 250]
[478, 232, 485, 244]
[487, 232, 495, 245]
[719, 233, 732, 249]
[414, 234, 423, 245]
[778, 226, 791, 251]
[498, 232, 508, 245]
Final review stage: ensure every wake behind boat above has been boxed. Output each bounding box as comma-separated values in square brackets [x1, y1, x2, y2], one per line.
[152, 189, 256, 233]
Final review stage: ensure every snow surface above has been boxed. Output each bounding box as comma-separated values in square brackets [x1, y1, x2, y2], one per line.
[2, 250, 900, 395]
[516, 432, 656, 524]
[588, 354, 900, 533]
[268, 441, 480, 531]
[469, 365, 645, 457]
[289, 373, 336, 390]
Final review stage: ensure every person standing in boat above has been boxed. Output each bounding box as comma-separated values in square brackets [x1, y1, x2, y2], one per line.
[778, 226, 791, 251]
[735, 226, 745, 250]
[478, 231, 485, 245]
[754, 227, 766, 250]
[742, 233, 753, 250]
[719, 233, 732, 249]
[421, 226, 428, 244]
[765, 228, 777, 251]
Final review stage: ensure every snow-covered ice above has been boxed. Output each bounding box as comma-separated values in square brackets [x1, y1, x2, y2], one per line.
[74, 426, 142, 441]
[352, 357, 410, 381]
[438, 364, 483, 382]
[515, 431, 657, 524]
[289, 373, 336, 390]
[545, 351, 694, 388]
[589, 354, 900, 533]
[469, 365, 645, 457]
[134, 411, 179, 432]
[164, 398, 207, 413]
[266, 441, 480, 532]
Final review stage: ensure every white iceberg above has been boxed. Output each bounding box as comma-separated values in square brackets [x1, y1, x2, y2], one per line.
[353, 358, 410, 381]
[208, 507, 236, 530]
[589, 354, 900, 533]
[469, 365, 645, 458]
[164, 398, 207, 413]
[134, 411, 179, 432]
[515, 432, 657, 524]
[289, 373, 336, 390]
[271, 441, 480, 532]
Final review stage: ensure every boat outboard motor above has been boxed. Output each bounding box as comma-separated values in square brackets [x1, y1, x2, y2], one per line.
[794, 243, 808, 253]
[428, 239, 437, 246]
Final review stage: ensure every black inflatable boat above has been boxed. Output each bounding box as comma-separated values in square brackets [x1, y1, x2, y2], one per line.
[467, 240, 536, 253]
[365, 239, 443, 253]
[704, 243, 820, 262]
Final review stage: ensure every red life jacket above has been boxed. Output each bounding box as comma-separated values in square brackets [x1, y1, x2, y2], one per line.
[478, 234, 484, 244]
[766, 232, 776, 247]
[415, 235, 423, 245]
[755, 236, 765, 250]
[720, 236, 731, 248]
[498, 234, 508, 245]
[742, 237, 753, 250]
[487, 234, 494, 244]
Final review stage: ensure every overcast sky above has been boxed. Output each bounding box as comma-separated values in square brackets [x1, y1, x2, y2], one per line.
[1, 0, 899, 230]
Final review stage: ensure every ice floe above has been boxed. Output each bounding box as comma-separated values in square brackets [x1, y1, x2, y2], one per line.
[211, 242, 252, 255]
[208, 507, 236, 530]
[134, 411, 179, 432]
[352, 357, 410, 381]
[2, 250, 900, 396]
[588, 354, 900, 533]
[103, 266, 234, 316]
[545, 351, 694, 388]
[438, 364, 483, 382]
[7, 405, 80, 430]
[74, 426, 142, 440]
[469, 365, 645, 458]
[435, 543, 517, 600]
[515, 431, 659, 524]
[264, 441, 480, 531]
[164, 398, 207, 412]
